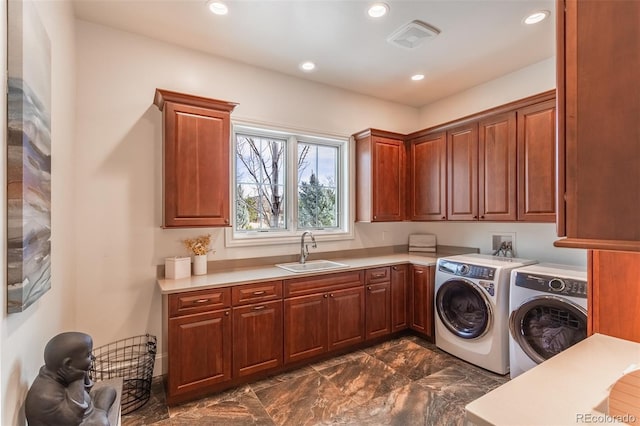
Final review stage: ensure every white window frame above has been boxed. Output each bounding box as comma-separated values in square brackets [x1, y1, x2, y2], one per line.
[225, 121, 353, 247]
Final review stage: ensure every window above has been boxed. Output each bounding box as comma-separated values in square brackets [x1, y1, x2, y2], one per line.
[230, 124, 350, 245]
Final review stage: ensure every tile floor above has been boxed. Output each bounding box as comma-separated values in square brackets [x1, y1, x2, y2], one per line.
[122, 335, 509, 425]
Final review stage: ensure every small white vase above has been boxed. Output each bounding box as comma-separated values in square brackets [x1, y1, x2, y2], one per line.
[192, 254, 207, 276]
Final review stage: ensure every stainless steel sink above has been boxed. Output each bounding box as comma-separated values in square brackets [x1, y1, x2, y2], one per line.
[275, 260, 349, 273]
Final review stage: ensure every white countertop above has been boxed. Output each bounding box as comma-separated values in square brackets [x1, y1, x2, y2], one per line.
[157, 253, 439, 294]
[466, 333, 640, 425]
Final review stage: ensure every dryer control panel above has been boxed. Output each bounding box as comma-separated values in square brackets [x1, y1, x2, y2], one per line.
[514, 273, 587, 298]
[438, 260, 496, 280]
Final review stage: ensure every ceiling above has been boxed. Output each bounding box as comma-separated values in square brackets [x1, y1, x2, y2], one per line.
[73, 0, 555, 108]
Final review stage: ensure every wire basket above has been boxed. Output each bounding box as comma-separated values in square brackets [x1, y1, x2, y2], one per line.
[89, 334, 157, 415]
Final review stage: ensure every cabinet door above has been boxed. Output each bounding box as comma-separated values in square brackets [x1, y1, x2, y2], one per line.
[517, 101, 556, 222]
[391, 264, 409, 332]
[409, 133, 447, 221]
[163, 101, 230, 227]
[284, 293, 327, 364]
[589, 250, 640, 343]
[327, 287, 365, 350]
[558, 0, 640, 244]
[372, 136, 406, 221]
[232, 300, 283, 377]
[447, 124, 478, 220]
[478, 112, 517, 221]
[365, 282, 391, 340]
[410, 265, 434, 340]
[168, 309, 232, 398]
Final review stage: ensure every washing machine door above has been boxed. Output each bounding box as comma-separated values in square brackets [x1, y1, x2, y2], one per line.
[509, 295, 587, 364]
[436, 279, 492, 339]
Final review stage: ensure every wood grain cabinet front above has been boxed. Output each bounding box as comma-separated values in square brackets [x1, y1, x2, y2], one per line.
[167, 308, 232, 402]
[354, 129, 406, 222]
[284, 271, 365, 364]
[232, 300, 283, 378]
[365, 267, 392, 340]
[409, 265, 435, 341]
[556, 0, 640, 250]
[390, 264, 410, 332]
[408, 133, 447, 221]
[154, 89, 238, 228]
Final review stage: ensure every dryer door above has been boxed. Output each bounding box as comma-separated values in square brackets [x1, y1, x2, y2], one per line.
[436, 279, 492, 339]
[509, 295, 587, 364]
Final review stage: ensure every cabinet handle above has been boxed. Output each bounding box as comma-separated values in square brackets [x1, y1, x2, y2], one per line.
[416, 270, 424, 274]
[225, 311, 230, 316]
[194, 299, 210, 304]
[368, 286, 372, 291]
[473, 215, 478, 219]
[372, 273, 386, 278]
[330, 294, 335, 298]
[324, 294, 328, 298]
[224, 218, 229, 224]
[442, 216, 446, 220]
[252, 291, 266, 295]
[480, 215, 485, 219]
[252, 305, 266, 311]
[392, 266, 398, 271]
[374, 216, 377, 220]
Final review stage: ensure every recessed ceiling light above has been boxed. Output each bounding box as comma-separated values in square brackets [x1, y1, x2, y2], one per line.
[411, 74, 425, 81]
[523, 10, 549, 25]
[368, 3, 389, 18]
[207, 0, 228, 15]
[300, 61, 316, 72]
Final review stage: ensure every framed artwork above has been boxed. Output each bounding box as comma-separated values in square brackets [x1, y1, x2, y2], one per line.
[7, 0, 52, 313]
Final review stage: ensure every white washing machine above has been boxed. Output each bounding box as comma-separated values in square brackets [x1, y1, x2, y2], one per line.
[509, 263, 588, 379]
[435, 254, 537, 375]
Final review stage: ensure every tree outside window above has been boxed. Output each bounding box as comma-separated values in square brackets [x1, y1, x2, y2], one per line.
[234, 130, 341, 233]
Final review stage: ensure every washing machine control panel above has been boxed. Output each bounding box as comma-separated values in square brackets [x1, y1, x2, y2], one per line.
[514, 273, 587, 298]
[438, 260, 496, 280]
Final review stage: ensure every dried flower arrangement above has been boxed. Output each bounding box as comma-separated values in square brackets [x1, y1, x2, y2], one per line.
[183, 234, 213, 256]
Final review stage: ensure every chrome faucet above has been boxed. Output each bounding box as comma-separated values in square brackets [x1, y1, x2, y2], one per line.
[300, 231, 317, 264]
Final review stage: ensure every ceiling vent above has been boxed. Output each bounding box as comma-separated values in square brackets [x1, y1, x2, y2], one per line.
[387, 20, 440, 50]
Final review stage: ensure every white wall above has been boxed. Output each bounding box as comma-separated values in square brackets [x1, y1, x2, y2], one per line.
[418, 57, 556, 128]
[1, 1, 77, 425]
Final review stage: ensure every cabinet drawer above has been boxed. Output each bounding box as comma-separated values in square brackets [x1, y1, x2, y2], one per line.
[169, 287, 231, 318]
[232, 281, 283, 306]
[284, 270, 364, 298]
[365, 267, 390, 284]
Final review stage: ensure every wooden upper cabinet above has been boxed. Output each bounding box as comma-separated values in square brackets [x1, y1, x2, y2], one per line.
[447, 123, 478, 220]
[517, 100, 556, 222]
[354, 129, 406, 222]
[408, 132, 447, 221]
[556, 0, 640, 250]
[478, 112, 517, 221]
[154, 89, 238, 228]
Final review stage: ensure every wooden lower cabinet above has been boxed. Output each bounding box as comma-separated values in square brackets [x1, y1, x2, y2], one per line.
[589, 250, 640, 343]
[365, 282, 391, 339]
[167, 309, 232, 400]
[284, 286, 365, 363]
[232, 300, 283, 377]
[410, 265, 435, 340]
[284, 293, 328, 363]
[165, 264, 434, 405]
[391, 264, 409, 331]
[328, 287, 366, 349]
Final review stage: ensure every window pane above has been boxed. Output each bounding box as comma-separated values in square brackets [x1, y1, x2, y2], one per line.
[235, 133, 286, 231]
[298, 142, 338, 229]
